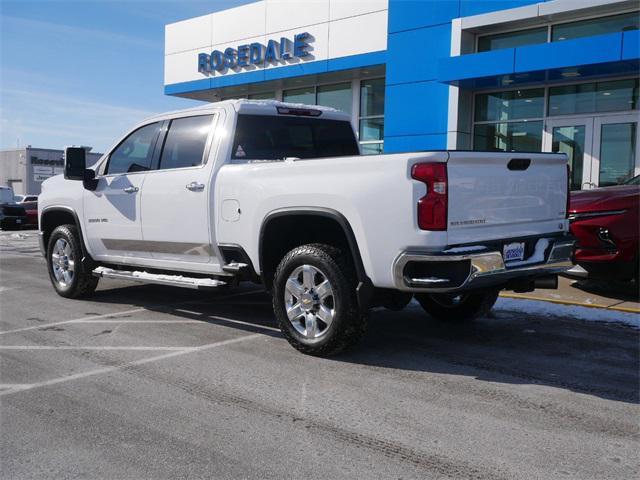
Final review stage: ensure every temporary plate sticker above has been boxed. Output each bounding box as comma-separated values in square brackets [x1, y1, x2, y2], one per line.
[503, 242, 525, 263]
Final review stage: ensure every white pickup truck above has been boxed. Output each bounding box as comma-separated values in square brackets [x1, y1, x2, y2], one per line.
[39, 100, 573, 355]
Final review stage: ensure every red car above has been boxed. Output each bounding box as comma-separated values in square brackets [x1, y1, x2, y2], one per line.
[22, 201, 38, 229]
[569, 176, 639, 282]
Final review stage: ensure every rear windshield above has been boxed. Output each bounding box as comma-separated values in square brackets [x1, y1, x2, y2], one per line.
[231, 114, 359, 160]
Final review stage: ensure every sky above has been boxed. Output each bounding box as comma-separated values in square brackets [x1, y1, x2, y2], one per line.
[0, 0, 253, 152]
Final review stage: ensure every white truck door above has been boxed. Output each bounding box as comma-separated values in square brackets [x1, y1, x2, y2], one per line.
[139, 114, 221, 268]
[83, 122, 162, 260]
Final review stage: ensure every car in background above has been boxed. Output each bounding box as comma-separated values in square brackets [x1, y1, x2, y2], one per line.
[0, 186, 27, 230]
[568, 176, 639, 282]
[22, 201, 38, 228]
[15, 195, 38, 203]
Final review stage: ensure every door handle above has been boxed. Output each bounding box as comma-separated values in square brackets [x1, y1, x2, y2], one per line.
[186, 182, 205, 191]
[123, 186, 139, 194]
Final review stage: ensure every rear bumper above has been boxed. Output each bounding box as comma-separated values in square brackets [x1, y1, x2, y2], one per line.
[393, 236, 575, 293]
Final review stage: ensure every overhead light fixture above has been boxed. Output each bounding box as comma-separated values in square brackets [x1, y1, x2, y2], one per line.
[602, 92, 611, 96]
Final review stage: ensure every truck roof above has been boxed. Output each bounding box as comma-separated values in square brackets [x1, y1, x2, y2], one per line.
[143, 99, 351, 124]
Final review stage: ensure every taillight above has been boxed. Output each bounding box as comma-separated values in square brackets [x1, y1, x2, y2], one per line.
[411, 162, 447, 231]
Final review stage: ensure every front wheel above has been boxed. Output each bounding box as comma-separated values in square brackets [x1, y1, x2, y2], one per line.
[272, 243, 367, 356]
[415, 289, 499, 322]
[46, 224, 98, 298]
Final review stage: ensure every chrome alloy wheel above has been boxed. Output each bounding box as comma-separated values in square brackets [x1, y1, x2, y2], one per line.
[51, 238, 75, 287]
[284, 264, 335, 339]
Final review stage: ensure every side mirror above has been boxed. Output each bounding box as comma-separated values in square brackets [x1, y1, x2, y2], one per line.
[64, 147, 87, 181]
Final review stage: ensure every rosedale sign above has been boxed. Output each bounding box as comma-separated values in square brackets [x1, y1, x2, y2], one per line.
[198, 32, 312, 74]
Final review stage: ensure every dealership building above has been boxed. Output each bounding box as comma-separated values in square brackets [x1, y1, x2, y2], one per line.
[165, 0, 639, 189]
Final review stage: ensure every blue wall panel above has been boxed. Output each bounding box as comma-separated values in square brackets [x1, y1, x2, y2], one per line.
[385, 133, 448, 153]
[459, 0, 539, 17]
[514, 32, 622, 73]
[385, 81, 449, 137]
[388, 0, 459, 33]
[622, 30, 640, 61]
[387, 23, 451, 85]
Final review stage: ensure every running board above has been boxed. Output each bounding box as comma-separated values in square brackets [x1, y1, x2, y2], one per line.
[92, 267, 227, 290]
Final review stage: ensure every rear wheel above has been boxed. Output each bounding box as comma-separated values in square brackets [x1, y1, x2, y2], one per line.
[272, 243, 367, 356]
[415, 289, 499, 322]
[47, 224, 98, 298]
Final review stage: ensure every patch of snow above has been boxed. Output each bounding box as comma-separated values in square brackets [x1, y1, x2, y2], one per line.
[494, 298, 639, 328]
[131, 271, 225, 287]
[443, 245, 488, 254]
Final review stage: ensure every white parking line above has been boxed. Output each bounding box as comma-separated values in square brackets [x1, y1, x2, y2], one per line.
[0, 333, 263, 396]
[0, 289, 266, 335]
[0, 346, 192, 351]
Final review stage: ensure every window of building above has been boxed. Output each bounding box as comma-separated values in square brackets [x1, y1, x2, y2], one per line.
[473, 88, 544, 152]
[248, 91, 275, 100]
[552, 12, 639, 42]
[476, 11, 639, 53]
[283, 87, 315, 105]
[548, 78, 639, 116]
[106, 122, 161, 175]
[359, 78, 385, 154]
[477, 27, 547, 52]
[158, 115, 213, 170]
[317, 83, 352, 115]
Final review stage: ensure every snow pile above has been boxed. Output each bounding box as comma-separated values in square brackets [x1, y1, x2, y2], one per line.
[494, 297, 639, 328]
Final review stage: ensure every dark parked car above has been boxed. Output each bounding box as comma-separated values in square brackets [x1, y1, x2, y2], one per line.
[0, 203, 28, 230]
[569, 176, 639, 282]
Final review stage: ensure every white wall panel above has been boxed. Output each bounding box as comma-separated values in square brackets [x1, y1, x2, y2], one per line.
[265, 0, 329, 33]
[329, 0, 387, 21]
[165, 14, 212, 55]
[165, 50, 207, 84]
[328, 10, 387, 58]
[212, 1, 267, 44]
[210, 35, 267, 77]
[263, 23, 329, 71]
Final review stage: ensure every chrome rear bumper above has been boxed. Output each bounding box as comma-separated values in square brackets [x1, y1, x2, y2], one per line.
[393, 236, 575, 293]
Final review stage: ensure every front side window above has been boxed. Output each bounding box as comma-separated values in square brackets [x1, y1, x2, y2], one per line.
[232, 114, 359, 160]
[106, 122, 161, 175]
[158, 115, 214, 170]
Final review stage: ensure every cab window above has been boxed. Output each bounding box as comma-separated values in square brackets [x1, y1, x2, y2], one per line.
[106, 122, 161, 175]
[158, 115, 214, 170]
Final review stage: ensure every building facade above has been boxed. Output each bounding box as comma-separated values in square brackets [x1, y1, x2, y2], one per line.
[0, 147, 102, 196]
[165, 0, 639, 189]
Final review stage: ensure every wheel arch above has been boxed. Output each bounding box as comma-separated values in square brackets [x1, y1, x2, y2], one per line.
[258, 207, 373, 307]
[40, 206, 91, 264]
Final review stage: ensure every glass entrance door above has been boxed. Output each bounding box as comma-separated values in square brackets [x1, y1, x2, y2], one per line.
[543, 117, 594, 190]
[592, 114, 639, 187]
[543, 114, 640, 189]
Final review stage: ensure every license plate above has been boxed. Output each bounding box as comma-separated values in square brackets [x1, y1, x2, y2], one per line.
[16, 219, 22, 224]
[503, 242, 525, 263]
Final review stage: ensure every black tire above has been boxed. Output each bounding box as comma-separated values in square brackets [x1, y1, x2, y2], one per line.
[272, 243, 367, 356]
[415, 289, 499, 322]
[46, 224, 98, 298]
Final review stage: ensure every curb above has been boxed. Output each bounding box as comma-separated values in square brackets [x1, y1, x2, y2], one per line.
[499, 293, 640, 314]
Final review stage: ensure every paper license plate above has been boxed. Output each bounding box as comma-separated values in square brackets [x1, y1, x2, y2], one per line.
[503, 242, 525, 262]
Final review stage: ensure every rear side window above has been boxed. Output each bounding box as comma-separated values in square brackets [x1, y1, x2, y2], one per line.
[232, 114, 359, 160]
[158, 115, 214, 170]
[107, 122, 161, 175]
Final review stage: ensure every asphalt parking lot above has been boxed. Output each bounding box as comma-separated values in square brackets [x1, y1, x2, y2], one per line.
[1, 231, 639, 479]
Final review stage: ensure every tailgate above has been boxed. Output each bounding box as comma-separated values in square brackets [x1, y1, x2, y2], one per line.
[446, 152, 568, 245]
